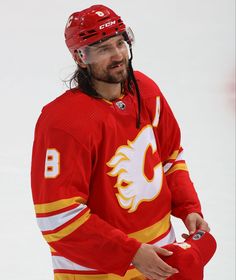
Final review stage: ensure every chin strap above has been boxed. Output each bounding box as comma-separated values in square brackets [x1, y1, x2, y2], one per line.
[128, 46, 141, 129]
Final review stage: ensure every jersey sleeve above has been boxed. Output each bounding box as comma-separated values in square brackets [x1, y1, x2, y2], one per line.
[31, 117, 141, 276]
[147, 88, 202, 221]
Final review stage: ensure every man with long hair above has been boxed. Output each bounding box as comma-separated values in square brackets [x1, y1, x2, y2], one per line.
[31, 5, 212, 280]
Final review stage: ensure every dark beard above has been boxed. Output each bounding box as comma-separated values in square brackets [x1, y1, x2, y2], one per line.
[88, 59, 129, 84]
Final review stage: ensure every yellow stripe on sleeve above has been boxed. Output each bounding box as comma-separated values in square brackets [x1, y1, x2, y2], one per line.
[34, 196, 86, 214]
[165, 163, 188, 176]
[43, 210, 91, 243]
[128, 212, 170, 243]
[49, 246, 56, 253]
[167, 150, 179, 161]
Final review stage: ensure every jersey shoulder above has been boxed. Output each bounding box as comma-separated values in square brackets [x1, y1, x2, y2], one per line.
[134, 71, 163, 100]
[42, 89, 93, 115]
[36, 89, 102, 138]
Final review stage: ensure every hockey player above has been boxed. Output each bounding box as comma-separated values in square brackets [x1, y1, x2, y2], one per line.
[31, 5, 211, 280]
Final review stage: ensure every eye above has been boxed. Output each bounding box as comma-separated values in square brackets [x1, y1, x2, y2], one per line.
[117, 39, 125, 47]
[97, 46, 110, 54]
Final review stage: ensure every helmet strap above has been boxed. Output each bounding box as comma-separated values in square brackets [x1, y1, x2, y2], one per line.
[128, 46, 141, 129]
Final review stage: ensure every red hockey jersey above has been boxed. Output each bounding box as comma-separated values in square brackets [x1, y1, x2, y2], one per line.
[31, 71, 202, 280]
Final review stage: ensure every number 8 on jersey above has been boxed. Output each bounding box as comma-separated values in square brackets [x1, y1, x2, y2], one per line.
[44, 149, 60, 178]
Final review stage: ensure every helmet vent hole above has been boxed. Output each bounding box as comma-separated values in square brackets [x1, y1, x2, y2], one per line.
[98, 16, 109, 22]
[83, 34, 97, 40]
[87, 29, 96, 34]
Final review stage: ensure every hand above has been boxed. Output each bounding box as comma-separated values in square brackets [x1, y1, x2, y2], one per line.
[182, 212, 210, 239]
[132, 243, 179, 280]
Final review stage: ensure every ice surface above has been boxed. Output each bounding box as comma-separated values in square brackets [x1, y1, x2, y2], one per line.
[0, 0, 235, 279]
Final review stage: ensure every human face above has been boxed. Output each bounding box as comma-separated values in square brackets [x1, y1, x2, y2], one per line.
[85, 35, 130, 84]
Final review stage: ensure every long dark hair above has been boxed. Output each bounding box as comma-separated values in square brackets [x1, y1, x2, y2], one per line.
[68, 65, 100, 97]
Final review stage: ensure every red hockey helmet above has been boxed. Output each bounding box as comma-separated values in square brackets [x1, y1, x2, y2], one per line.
[65, 5, 132, 60]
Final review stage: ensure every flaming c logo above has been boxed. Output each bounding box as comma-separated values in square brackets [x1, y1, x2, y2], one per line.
[107, 125, 163, 212]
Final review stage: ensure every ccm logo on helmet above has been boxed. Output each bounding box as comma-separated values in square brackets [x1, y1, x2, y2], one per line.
[99, 20, 116, 30]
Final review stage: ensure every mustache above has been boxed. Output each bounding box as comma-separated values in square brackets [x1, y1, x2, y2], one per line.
[108, 59, 128, 69]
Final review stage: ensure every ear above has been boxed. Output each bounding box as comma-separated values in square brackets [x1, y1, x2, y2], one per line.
[74, 51, 87, 69]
